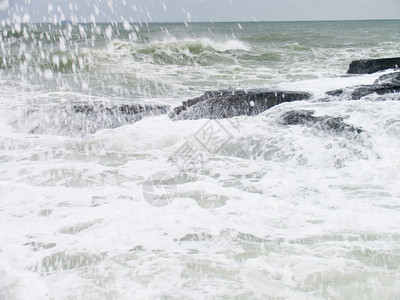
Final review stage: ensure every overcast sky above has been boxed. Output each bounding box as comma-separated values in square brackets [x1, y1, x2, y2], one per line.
[1, 0, 399, 23]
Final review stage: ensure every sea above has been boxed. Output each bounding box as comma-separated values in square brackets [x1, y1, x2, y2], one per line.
[1, 20, 400, 299]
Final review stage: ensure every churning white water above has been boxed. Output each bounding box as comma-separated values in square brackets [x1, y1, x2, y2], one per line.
[1, 20, 400, 299]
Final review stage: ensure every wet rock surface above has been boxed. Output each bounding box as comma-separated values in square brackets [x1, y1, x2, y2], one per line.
[347, 57, 400, 74]
[172, 89, 312, 120]
[327, 72, 400, 100]
[281, 110, 363, 134]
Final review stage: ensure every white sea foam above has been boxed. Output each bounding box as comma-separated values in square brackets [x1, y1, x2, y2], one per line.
[1, 21, 400, 299]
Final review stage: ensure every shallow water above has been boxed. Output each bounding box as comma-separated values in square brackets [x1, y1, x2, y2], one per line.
[1, 20, 400, 299]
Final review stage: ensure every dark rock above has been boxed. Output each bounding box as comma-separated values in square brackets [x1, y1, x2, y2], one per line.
[373, 71, 400, 85]
[326, 72, 400, 100]
[71, 103, 168, 116]
[281, 110, 363, 134]
[172, 89, 312, 120]
[347, 57, 400, 74]
[351, 85, 400, 100]
[16, 102, 169, 136]
[325, 89, 344, 97]
[78, 103, 169, 120]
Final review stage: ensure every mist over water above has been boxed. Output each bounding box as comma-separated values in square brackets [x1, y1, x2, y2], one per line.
[1, 19, 400, 299]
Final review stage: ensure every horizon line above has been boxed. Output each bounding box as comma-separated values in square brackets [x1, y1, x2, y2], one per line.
[6, 18, 400, 25]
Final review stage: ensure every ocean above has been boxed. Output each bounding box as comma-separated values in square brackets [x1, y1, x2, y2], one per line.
[1, 20, 400, 299]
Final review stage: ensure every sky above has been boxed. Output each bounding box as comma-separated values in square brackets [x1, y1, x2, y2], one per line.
[1, 0, 399, 23]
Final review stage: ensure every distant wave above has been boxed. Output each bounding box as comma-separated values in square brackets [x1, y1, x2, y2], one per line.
[0, 37, 251, 72]
[91, 38, 251, 66]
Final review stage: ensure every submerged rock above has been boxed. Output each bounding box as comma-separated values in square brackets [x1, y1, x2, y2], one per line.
[172, 89, 312, 120]
[347, 57, 400, 74]
[281, 110, 363, 134]
[373, 71, 400, 85]
[326, 72, 400, 100]
[17, 102, 169, 136]
[71, 103, 168, 115]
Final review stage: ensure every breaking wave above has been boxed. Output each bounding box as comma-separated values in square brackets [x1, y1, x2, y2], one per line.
[94, 38, 251, 66]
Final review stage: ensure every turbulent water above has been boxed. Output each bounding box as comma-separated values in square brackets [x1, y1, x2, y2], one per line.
[1, 20, 400, 299]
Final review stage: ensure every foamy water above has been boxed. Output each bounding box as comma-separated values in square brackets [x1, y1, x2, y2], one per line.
[1, 20, 400, 299]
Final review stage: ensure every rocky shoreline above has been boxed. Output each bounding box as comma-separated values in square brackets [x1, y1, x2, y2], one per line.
[171, 57, 400, 122]
[19, 57, 400, 136]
